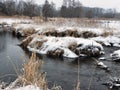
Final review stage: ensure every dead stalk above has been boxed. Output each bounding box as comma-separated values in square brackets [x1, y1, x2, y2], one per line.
[74, 51, 80, 90]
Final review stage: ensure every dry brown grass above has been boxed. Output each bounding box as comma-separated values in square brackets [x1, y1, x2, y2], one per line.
[64, 29, 78, 37]
[22, 27, 36, 37]
[32, 40, 46, 49]
[40, 27, 57, 36]
[80, 31, 97, 38]
[23, 53, 39, 84]
[20, 35, 34, 48]
[101, 30, 113, 37]
[68, 42, 77, 53]
[29, 36, 47, 49]
[15, 52, 48, 90]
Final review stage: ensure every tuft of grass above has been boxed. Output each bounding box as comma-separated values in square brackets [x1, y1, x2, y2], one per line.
[41, 27, 57, 36]
[20, 35, 34, 48]
[47, 48, 64, 57]
[80, 31, 97, 38]
[101, 30, 113, 37]
[20, 52, 48, 89]
[68, 42, 77, 53]
[22, 27, 36, 37]
[23, 52, 39, 84]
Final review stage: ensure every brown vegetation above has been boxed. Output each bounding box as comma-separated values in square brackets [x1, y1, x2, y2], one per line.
[29, 36, 47, 49]
[21, 53, 47, 89]
[22, 27, 36, 37]
[38, 28, 98, 38]
[58, 29, 79, 37]
[40, 27, 57, 36]
[20, 35, 34, 48]
[101, 30, 113, 37]
[80, 31, 97, 38]
[68, 42, 78, 53]
[47, 48, 64, 57]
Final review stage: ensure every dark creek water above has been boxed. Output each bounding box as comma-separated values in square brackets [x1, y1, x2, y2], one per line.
[0, 31, 120, 90]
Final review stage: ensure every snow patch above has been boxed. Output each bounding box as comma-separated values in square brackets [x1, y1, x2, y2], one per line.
[13, 85, 40, 90]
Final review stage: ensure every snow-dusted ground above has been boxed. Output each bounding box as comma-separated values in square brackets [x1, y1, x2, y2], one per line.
[0, 18, 33, 25]
[1, 85, 40, 90]
[13, 85, 40, 90]
[91, 36, 120, 47]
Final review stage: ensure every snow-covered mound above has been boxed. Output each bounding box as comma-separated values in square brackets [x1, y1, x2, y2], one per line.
[102, 77, 120, 89]
[91, 36, 120, 47]
[25, 36, 104, 58]
[110, 50, 120, 61]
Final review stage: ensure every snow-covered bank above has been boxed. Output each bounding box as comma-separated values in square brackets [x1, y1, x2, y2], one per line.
[91, 36, 120, 47]
[110, 49, 120, 61]
[21, 36, 104, 58]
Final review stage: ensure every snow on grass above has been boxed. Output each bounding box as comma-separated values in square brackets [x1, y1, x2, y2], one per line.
[27, 36, 103, 58]
[12, 23, 118, 38]
[110, 49, 120, 59]
[1, 17, 117, 38]
[0, 18, 32, 25]
[28, 36, 78, 58]
[91, 36, 120, 47]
